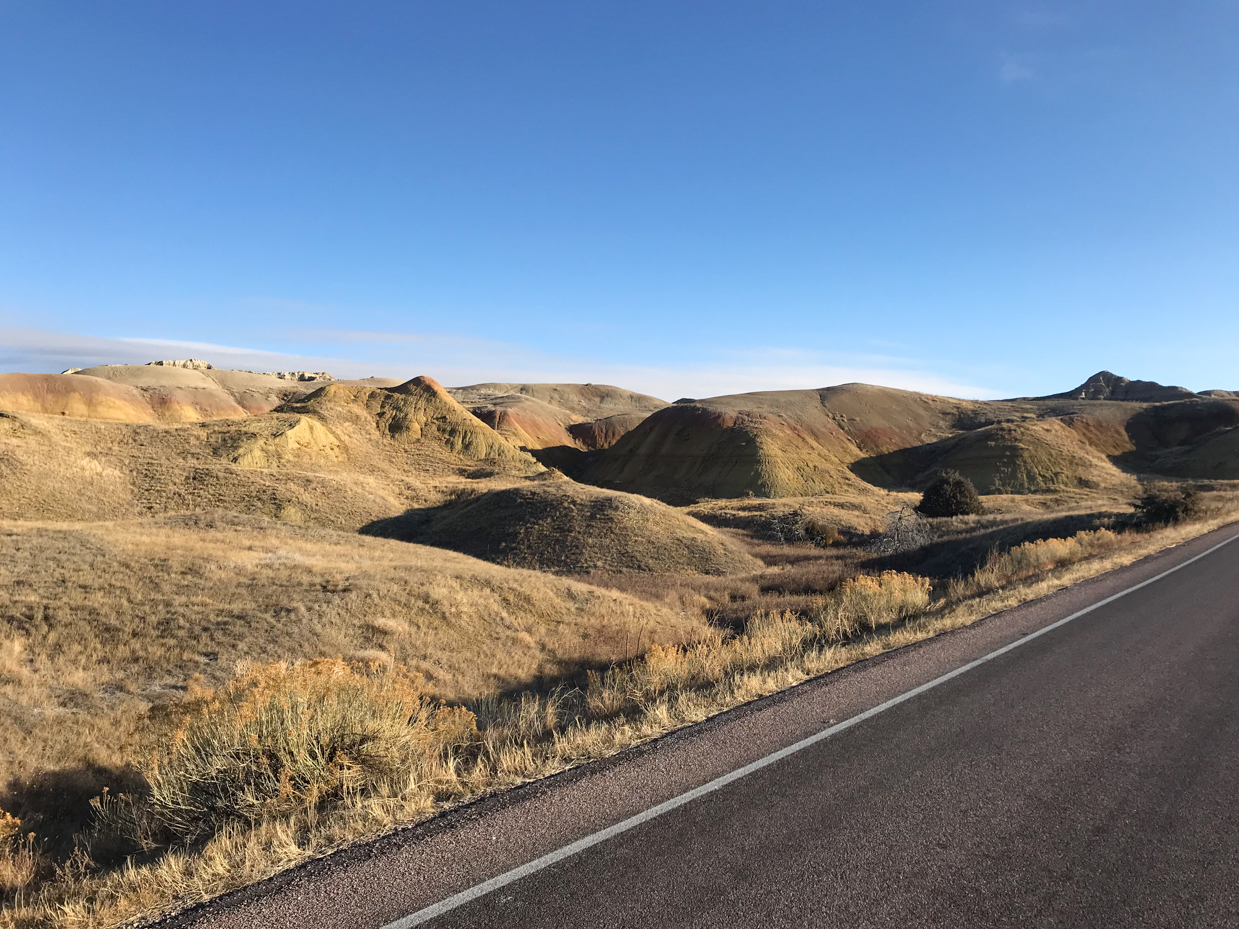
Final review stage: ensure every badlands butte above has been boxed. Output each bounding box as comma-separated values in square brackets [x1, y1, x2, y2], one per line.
[1, 358, 1238, 923]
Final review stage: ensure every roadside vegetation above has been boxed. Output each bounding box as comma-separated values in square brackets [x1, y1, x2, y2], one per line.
[2, 487, 1235, 928]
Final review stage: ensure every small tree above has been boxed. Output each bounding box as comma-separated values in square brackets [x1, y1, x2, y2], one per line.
[916, 470, 983, 518]
[1134, 484, 1202, 526]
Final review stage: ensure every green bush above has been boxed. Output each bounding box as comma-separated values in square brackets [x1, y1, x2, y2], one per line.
[1134, 484, 1202, 526]
[916, 470, 983, 518]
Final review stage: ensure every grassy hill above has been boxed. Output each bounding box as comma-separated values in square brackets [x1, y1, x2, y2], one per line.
[364, 482, 762, 575]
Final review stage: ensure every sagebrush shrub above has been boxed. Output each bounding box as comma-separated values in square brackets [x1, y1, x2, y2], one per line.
[125, 659, 477, 843]
[916, 470, 983, 518]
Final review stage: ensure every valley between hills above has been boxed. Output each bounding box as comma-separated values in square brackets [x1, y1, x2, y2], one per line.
[1, 360, 1237, 926]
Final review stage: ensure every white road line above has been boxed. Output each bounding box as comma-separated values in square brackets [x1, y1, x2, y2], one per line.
[382, 530, 1239, 928]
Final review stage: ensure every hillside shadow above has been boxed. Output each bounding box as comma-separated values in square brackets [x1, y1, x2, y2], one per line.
[2, 763, 146, 863]
[865, 510, 1137, 581]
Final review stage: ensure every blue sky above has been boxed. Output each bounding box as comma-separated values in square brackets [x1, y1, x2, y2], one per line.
[1, 1, 1237, 399]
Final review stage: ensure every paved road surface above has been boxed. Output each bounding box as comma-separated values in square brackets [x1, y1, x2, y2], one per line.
[171, 525, 1239, 929]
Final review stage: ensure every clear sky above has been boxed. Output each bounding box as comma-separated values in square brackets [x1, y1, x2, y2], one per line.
[1, 1, 1237, 399]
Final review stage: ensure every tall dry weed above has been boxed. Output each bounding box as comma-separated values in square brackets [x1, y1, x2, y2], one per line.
[947, 528, 1123, 600]
[811, 571, 933, 639]
[0, 810, 46, 907]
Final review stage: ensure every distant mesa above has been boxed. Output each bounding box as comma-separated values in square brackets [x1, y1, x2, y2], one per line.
[147, 358, 217, 370]
[1045, 370, 1197, 403]
[146, 358, 336, 382]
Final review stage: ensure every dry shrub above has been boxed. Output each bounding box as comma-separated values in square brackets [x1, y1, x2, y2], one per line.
[106, 660, 477, 845]
[573, 572, 931, 722]
[948, 528, 1123, 600]
[868, 507, 932, 555]
[0, 810, 47, 906]
[811, 571, 933, 640]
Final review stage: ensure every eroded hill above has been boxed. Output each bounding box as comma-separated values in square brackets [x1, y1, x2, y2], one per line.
[0, 375, 541, 528]
[449, 382, 668, 471]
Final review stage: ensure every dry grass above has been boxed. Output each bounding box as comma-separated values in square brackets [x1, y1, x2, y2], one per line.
[3, 505, 1234, 928]
[0, 515, 704, 800]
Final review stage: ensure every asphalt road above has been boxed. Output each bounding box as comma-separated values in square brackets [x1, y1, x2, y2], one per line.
[172, 525, 1239, 929]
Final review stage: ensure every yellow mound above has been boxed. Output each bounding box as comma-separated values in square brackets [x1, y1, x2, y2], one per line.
[584, 390, 881, 502]
[0, 373, 156, 422]
[228, 416, 345, 469]
[0, 378, 538, 528]
[291, 376, 531, 462]
[365, 482, 763, 576]
[858, 419, 1137, 495]
[75, 364, 251, 420]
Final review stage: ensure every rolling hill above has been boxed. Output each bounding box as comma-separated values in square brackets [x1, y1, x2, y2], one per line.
[363, 482, 762, 575]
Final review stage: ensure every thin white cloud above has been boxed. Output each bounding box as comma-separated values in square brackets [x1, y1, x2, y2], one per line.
[999, 53, 1036, 82]
[118, 337, 290, 358]
[0, 326, 1001, 400]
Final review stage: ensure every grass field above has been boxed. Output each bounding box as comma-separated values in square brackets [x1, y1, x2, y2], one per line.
[2, 488, 1235, 926]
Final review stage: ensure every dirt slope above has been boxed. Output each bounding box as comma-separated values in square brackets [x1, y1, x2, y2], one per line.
[1150, 427, 1239, 479]
[364, 482, 762, 575]
[451, 383, 666, 421]
[465, 394, 579, 450]
[450, 383, 667, 454]
[0, 373, 157, 422]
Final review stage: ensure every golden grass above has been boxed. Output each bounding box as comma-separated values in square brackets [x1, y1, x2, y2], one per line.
[4, 509, 1234, 927]
[0, 515, 704, 794]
